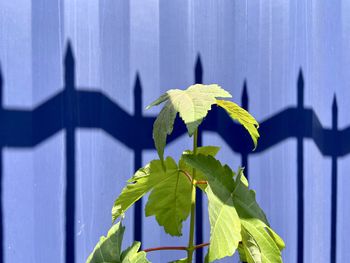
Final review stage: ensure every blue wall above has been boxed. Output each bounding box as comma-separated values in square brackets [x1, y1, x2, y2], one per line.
[0, 1, 349, 262]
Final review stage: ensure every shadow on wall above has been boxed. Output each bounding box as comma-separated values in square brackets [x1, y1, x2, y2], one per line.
[0, 42, 344, 263]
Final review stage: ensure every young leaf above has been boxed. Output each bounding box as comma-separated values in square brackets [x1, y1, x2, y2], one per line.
[181, 154, 236, 195]
[182, 154, 241, 261]
[152, 101, 177, 160]
[241, 226, 262, 263]
[86, 222, 125, 263]
[146, 93, 169, 109]
[181, 145, 221, 157]
[173, 84, 231, 135]
[112, 158, 177, 222]
[147, 84, 231, 160]
[179, 146, 220, 168]
[145, 162, 192, 236]
[179, 145, 220, 190]
[241, 219, 282, 263]
[121, 241, 150, 263]
[216, 100, 259, 149]
[234, 167, 248, 187]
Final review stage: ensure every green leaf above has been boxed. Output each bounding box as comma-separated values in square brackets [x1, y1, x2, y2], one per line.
[241, 226, 262, 263]
[182, 154, 241, 262]
[266, 227, 285, 251]
[128, 163, 151, 182]
[112, 158, 176, 222]
[86, 222, 125, 263]
[182, 154, 282, 262]
[121, 242, 150, 263]
[182, 145, 221, 157]
[146, 93, 169, 109]
[234, 170, 285, 261]
[237, 242, 248, 262]
[241, 219, 282, 263]
[145, 159, 191, 236]
[152, 101, 178, 160]
[86, 222, 150, 263]
[234, 167, 248, 187]
[148, 84, 231, 160]
[216, 100, 259, 150]
[168, 258, 187, 263]
[171, 84, 231, 135]
[181, 154, 236, 197]
[232, 170, 269, 225]
[179, 146, 220, 190]
[206, 185, 241, 262]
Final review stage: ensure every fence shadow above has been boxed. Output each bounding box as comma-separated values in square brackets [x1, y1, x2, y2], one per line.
[0, 42, 344, 263]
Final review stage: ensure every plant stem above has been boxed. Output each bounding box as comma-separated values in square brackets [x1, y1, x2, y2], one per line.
[194, 242, 209, 250]
[195, 180, 207, 185]
[143, 242, 209, 253]
[144, 246, 187, 252]
[187, 129, 198, 262]
[187, 182, 196, 262]
[179, 169, 193, 182]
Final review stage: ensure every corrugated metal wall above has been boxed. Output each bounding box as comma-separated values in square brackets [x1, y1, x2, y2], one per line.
[0, 1, 349, 262]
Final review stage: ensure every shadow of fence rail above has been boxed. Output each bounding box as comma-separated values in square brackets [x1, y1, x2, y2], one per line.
[0, 43, 346, 263]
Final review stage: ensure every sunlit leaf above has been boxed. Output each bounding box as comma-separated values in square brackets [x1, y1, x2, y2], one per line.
[86, 222, 149, 263]
[168, 258, 187, 263]
[241, 226, 262, 263]
[206, 185, 241, 262]
[147, 84, 231, 160]
[216, 99, 259, 149]
[234, 167, 248, 187]
[112, 158, 176, 222]
[145, 158, 191, 236]
[146, 93, 169, 109]
[232, 170, 269, 225]
[241, 219, 282, 263]
[179, 146, 220, 190]
[182, 154, 241, 262]
[237, 242, 248, 262]
[152, 101, 177, 160]
[121, 242, 150, 263]
[86, 222, 124, 263]
[266, 227, 285, 251]
[234, 171, 284, 262]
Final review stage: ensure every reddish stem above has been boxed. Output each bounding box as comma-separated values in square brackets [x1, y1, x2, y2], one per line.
[143, 246, 187, 253]
[179, 170, 193, 182]
[143, 242, 210, 253]
[179, 170, 208, 185]
[194, 242, 210, 249]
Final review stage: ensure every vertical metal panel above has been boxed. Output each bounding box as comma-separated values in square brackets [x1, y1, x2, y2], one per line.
[0, 0, 33, 108]
[33, 133, 65, 263]
[31, 1, 65, 262]
[3, 149, 34, 262]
